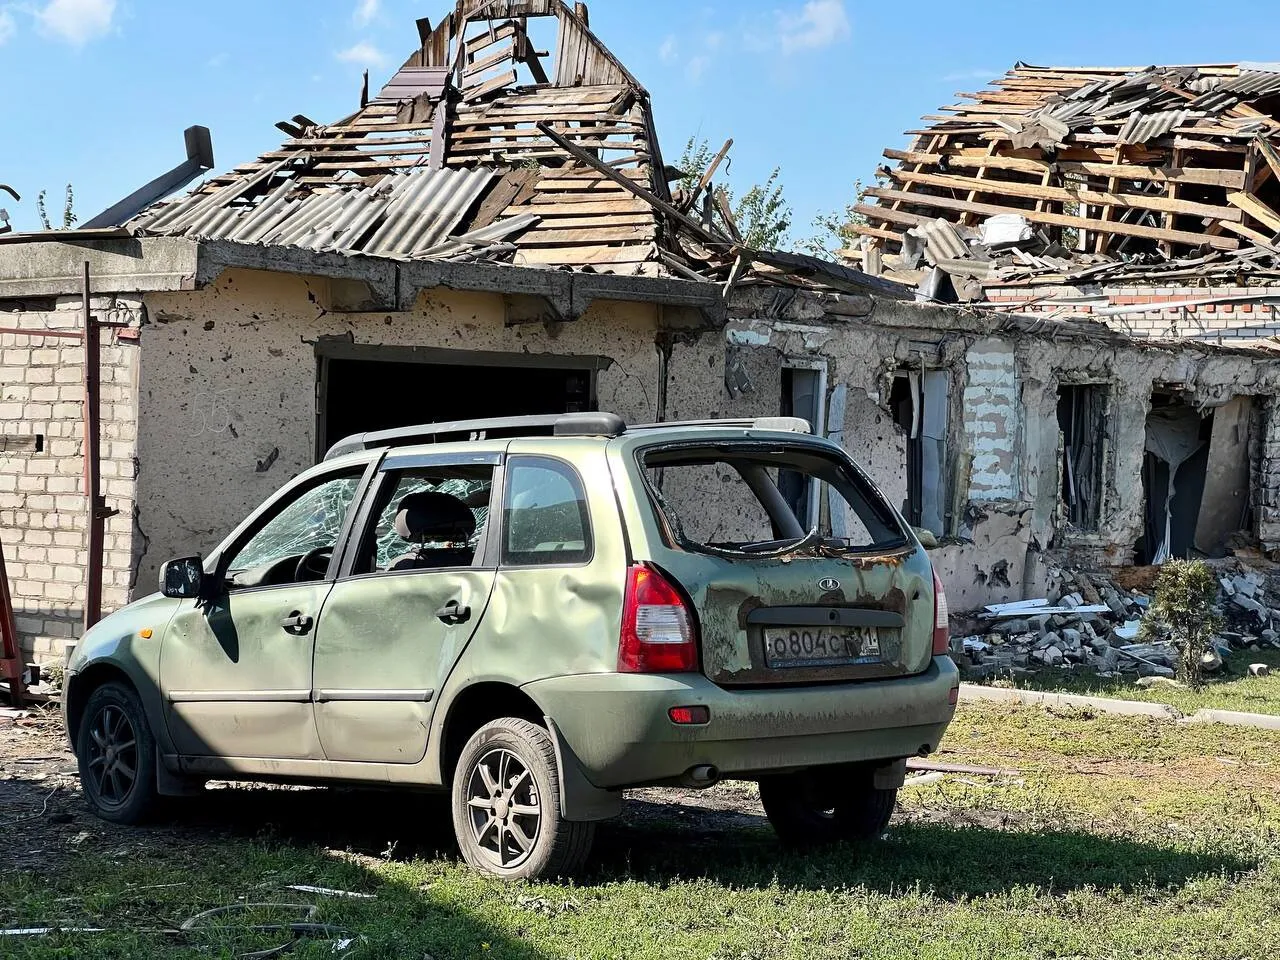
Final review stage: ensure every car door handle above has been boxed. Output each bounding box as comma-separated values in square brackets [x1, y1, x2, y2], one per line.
[280, 612, 314, 634]
[436, 600, 471, 625]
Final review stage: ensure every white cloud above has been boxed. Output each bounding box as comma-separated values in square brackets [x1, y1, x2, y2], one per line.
[776, 0, 850, 55]
[353, 0, 379, 26]
[687, 55, 710, 83]
[658, 35, 678, 62]
[35, 0, 116, 47]
[336, 41, 388, 68]
[0, 9, 15, 45]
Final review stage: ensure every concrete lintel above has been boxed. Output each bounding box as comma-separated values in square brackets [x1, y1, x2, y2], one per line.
[195, 240, 398, 310]
[0, 236, 199, 299]
[401, 259, 726, 324]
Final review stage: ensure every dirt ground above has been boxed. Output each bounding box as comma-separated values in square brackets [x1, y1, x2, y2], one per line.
[1, 707, 788, 878]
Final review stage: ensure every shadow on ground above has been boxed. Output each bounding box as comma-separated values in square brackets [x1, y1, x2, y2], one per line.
[152, 782, 1262, 901]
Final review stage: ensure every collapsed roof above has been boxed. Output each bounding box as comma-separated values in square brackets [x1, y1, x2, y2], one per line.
[123, 0, 869, 295]
[848, 63, 1280, 300]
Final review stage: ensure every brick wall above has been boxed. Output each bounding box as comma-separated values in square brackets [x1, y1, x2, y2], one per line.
[987, 285, 1280, 341]
[1258, 398, 1280, 553]
[963, 339, 1020, 501]
[0, 297, 140, 665]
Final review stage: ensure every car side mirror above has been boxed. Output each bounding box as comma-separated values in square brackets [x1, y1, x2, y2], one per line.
[160, 556, 205, 599]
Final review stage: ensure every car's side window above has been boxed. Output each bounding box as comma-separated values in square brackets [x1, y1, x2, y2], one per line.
[224, 471, 363, 586]
[355, 465, 495, 575]
[503, 457, 592, 566]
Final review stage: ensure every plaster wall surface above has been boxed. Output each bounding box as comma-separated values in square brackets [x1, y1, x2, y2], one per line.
[137, 268, 664, 585]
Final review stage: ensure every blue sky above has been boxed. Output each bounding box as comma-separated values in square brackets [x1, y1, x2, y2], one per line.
[3, 0, 1280, 243]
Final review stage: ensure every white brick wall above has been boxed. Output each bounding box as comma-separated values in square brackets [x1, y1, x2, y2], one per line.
[963, 340, 1019, 501]
[0, 297, 140, 664]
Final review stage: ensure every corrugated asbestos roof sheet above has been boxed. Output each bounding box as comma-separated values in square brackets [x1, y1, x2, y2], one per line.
[134, 168, 497, 260]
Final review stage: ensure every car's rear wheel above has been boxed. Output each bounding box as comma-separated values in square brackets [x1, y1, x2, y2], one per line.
[759, 768, 897, 846]
[76, 681, 158, 825]
[451, 718, 594, 880]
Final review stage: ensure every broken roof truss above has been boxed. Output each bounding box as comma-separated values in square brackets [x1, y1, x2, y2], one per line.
[848, 63, 1280, 299]
[128, 1, 682, 276]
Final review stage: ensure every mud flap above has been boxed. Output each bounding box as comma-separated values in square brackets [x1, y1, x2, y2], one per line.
[157, 753, 205, 797]
[545, 717, 623, 822]
[872, 758, 908, 790]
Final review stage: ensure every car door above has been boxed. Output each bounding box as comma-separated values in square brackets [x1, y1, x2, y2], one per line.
[159, 465, 369, 760]
[311, 449, 501, 764]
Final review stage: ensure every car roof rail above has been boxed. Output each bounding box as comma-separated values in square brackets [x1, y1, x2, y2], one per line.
[629, 417, 814, 435]
[324, 412, 628, 460]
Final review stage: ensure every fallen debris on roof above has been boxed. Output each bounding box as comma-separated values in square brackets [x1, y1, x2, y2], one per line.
[848, 63, 1280, 304]
[117, 0, 894, 298]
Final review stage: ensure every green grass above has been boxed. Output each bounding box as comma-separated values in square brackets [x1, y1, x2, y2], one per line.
[970, 648, 1280, 716]
[5, 703, 1280, 959]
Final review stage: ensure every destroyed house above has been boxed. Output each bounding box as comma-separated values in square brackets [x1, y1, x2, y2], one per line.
[9, 15, 1280, 671]
[849, 62, 1280, 341]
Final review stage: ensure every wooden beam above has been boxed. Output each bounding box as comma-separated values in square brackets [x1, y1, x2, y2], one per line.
[862, 187, 1241, 250]
[681, 138, 733, 213]
[883, 147, 1245, 189]
[1228, 191, 1280, 234]
[535, 121, 728, 246]
[888, 167, 1241, 223]
[1256, 137, 1280, 188]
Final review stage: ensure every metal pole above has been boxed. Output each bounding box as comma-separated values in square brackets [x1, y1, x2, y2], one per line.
[82, 262, 105, 632]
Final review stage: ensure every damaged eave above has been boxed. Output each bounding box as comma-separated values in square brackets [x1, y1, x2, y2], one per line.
[194, 238, 726, 323]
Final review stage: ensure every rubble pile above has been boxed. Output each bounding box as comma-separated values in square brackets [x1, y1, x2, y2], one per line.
[953, 564, 1280, 682]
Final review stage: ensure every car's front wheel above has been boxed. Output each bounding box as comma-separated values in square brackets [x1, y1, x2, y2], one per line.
[451, 718, 594, 880]
[75, 681, 159, 824]
[759, 768, 897, 846]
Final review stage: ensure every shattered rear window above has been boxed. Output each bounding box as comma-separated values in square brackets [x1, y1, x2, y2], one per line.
[642, 445, 905, 557]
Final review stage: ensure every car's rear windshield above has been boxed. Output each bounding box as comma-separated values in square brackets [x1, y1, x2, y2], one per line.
[640, 443, 907, 557]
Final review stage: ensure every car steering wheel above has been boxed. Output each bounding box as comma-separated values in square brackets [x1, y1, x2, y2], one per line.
[294, 546, 333, 582]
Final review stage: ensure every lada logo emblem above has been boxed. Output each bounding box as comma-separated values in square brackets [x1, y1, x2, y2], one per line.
[818, 578, 840, 592]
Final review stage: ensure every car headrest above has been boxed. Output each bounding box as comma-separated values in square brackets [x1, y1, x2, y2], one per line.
[395, 492, 476, 543]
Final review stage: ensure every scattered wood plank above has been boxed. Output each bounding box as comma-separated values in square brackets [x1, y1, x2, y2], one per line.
[863, 186, 1241, 250]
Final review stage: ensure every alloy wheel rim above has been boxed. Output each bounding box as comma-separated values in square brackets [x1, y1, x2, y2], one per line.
[465, 747, 541, 869]
[86, 704, 138, 808]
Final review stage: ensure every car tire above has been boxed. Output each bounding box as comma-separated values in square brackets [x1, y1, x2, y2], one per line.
[759, 769, 897, 846]
[75, 681, 159, 825]
[451, 718, 595, 880]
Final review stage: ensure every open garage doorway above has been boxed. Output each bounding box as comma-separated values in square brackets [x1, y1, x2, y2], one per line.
[316, 343, 606, 458]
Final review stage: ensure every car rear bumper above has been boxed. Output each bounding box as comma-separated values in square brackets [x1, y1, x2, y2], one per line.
[522, 656, 959, 789]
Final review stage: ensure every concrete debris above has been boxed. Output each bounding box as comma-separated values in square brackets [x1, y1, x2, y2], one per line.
[1250, 663, 1272, 677]
[1135, 676, 1184, 690]
[952, 560, 1280, 684]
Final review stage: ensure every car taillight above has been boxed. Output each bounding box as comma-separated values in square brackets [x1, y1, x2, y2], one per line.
[618, 563, 698, 673]
[932, 569, 950, 656]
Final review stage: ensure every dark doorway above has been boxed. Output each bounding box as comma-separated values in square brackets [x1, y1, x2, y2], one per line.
[1057, 384, 1107, 530]
[1138, 394, 1214, 564]
[318, 350, 600, 458]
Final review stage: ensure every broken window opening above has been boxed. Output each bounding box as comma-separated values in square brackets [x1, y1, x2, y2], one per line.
[779, 362, 827, 530]
[1136, 392, 1253, 564]
[1057, 384, 1107, 531]
[889, 367, 949, 537]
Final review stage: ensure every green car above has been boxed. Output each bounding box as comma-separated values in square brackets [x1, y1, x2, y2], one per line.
[65, 413, 958, 880]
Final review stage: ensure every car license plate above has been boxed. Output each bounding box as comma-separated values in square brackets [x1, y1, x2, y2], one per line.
[763, 627, 882, 668]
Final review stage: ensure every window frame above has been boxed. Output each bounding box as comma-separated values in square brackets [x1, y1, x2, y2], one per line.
[636, 439, 908, 558]
[500, 455, 595, 569]
[336, 451, 504, 582]
[211, 461, 377, 595]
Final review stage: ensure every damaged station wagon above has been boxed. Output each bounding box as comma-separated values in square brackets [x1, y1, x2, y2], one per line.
[64, 414, 959, 879]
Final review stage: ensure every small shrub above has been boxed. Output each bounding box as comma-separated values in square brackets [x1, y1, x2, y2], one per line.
[1140, 559, 1223, 687]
